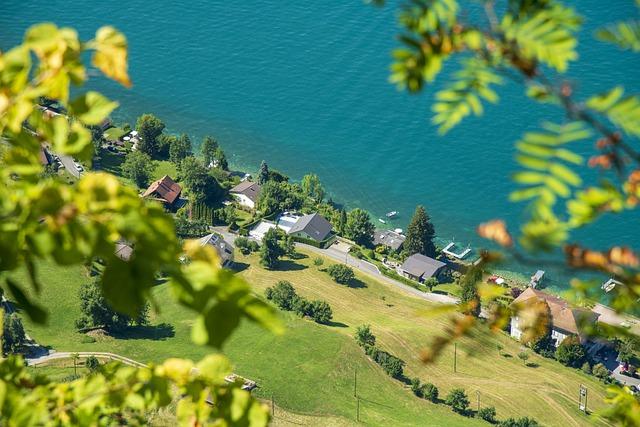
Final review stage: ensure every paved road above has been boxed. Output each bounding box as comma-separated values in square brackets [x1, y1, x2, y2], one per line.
[58, 154, 81, 178]
[612, 366, 640, 388]
[28, 351, 145, 368]
[212, 227, 458, 306]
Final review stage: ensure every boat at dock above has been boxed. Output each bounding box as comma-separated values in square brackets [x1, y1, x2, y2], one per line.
[386, 211, 398, 218]
[378, 218, 386, 224]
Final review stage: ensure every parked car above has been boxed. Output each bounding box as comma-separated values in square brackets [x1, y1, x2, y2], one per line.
[73, 162, 84, 172]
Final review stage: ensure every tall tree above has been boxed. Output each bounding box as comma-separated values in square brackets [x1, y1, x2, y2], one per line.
[459, 266, 481, 317]
[258, 160, 269, 185]
[405, 205, 436, 257]
[169, 133, 192, 165]
[135, 114, 165, 157]
[121, 150, 154, 188]
[2, 312, 26, 355]
[201, 136, 219, 167]
[337, 209, 347, 236]
[344, 208, 375, 246]
[181, 156, 225, 206]
[260, 228, 284, 269]
[213, 147, 228, 170]
[301, 173, 325, 203]
[156, 134, 177, 160]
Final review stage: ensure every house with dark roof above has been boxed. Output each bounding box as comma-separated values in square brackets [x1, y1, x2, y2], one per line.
[288, 213, 333, 243]
[373, 229, 406, 252]
[39, 145, 53, 166]
[198, 233, 234, 268]
[510, 287, 600, 347]
[115, 240, 133, 262]
[399, 253, 446, 282]
[142, 175, 182, 209]
[229, 181, 261, 209]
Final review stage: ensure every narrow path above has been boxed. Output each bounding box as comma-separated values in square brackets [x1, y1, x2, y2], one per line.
[28, 351, 145, 368]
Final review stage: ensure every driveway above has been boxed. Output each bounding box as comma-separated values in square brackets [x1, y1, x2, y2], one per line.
[612, 366, 640, 388]
[212, 227, 458, 306]
[58, 154, 81, 178]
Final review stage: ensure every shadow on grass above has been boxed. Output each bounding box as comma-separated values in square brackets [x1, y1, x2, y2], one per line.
[501, 353, 513, 358]
[526, 362, 539, 368]
[277, 260, 308, 271]
[347, 278, 367, 289]
[358, 396, 395, 409]
[288, 253, 308, 260]
[326, 320, 348, 328]
[232, 262, 250, 272]
[113, 323, 175, 341]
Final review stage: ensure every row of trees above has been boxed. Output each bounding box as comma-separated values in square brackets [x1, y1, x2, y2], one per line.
[2, 312, 26, 356]
[354, 325, 405, 379]
[264, 281, 333, 324]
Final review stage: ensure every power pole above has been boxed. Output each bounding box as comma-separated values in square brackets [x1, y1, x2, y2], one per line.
[356, 396, 360, 422]
[453, 343, 457, 373]
[476, 390, 480, 412]
[354, 368, 357, 397]
[271, 395, 274, 417]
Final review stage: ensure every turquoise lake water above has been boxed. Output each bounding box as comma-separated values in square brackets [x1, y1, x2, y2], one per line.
[2, 1, 639, 289]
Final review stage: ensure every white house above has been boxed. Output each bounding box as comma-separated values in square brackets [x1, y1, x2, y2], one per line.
[198, 233, 234, 268]
[510, 287, 599, 347]
[229, 181, 261, 209]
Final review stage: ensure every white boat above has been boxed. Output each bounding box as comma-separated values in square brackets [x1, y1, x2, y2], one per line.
[386, 211, 398, 218]
[378, 218, 386, 224]
[394, 228, 403, 234]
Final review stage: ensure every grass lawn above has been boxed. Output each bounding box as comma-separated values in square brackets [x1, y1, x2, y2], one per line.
[10, 250, 611, 426]
[152, 160, 177, 181]
[103, 127, 126, 141]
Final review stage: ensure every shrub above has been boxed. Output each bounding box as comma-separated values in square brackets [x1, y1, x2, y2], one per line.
[592, 363, 609, 379]
[445, 388, 470, 414]
[264, 281, 297, 311]
[499, 417, 539, 427]
[308, 300, 333, 324]
[410, 378, 422, 397]
[581, 361, 592, 375]
[555, 335, 586, 368]
[234, 236, 253, 255]
[355, 325, 376, 347]
[422, 383, 439, 402]
[365, 346, 405, 379]
[291, 296, 311, 317]
[478, 406, 497, 423]
[85, 356, 100, 372]
[80, 335, 96, 344]
[313, 257, 324, 267]
[326, 264, 355, 285]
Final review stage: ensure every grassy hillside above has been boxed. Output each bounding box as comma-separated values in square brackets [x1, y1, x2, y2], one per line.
[11, 250, 610, 426]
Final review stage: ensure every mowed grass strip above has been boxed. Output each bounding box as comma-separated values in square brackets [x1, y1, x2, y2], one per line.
[12, 249, 609, 426]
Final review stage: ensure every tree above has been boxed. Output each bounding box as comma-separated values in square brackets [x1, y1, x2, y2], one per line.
[121, 150, 154, 188]
[344, 208, 375, 246]
[257, 181, 303, 214]
[326, 264, 355, 285]
[422, 383, 439, 402]
[301, 173, 325, 203]
[616, 338, 637, 363]
[555, 336, 586, 368]
[424, 277, 438, 292]
[264, 281, 297, 310]
[281, 234, 297, 258]
[156, 134, 176, 160]
[581, 362, 592, 375]
[135, 113, 165, 156]
[213, 147, 228, 170]
[478, 406, 497, 424]
[85, 356, 101, 373]
[201, 136, 219, 166]
[499, 417, 539, 427]
[258, 160, 269, 185]
[592, 363, 610, 380]
[336, 209, 347, 236]
[404, 206, 436, 257]
[260, 228, 284, 269]
[2, 312, 26, 355]
[410, 378, 423, 397]
[445, 388, 470, 414]
[355, 324, 376, 347]
[459, 266, 481, 317]
[169, 133, 192, 165]
[76, 279, 149, 332]
[267, 169, 288, 183]
[517, 351, 529, 365]
[180, 156, 225, 206]
[309, 300, 333, 324]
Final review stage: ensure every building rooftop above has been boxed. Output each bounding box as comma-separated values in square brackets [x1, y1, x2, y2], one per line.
[373, 229, 406, 251]
[400, 253, 446, 278]
[142, 175, 182, 204]
[198, 233, 234, 265]
[230, 181, 261, 203]
[288, 213, 333, 242]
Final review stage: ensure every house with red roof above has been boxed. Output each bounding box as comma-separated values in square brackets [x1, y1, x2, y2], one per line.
[142, 175, 182, 209]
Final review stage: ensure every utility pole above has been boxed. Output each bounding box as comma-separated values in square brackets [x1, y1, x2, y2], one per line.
[356, 396, 360, 422]
[476, 390, 481, 412]
[354, 368, 357, 397]
[271, 395, 274, 417]
[453, 343, 457, 373]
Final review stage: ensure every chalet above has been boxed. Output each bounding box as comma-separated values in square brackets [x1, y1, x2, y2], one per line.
[510, 287, 600, 347]
[399, 253, 446, 282]
[287, 213, 333, 243]
[142, 175, 182, 209]
[39, 146, 53, 166]
[373, 229, 405, 252]
[229, 181, 261, 209]
[198, 233, 234, 268]
[115, 240, 133, 261]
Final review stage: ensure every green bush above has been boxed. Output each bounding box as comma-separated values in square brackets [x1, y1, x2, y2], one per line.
[498, 417, 539, 427]
[85, 356, 100, 373]
[478, 406, 497, 423]
[410, 378, 422, 397]
[313, 257, 324, 266]
[264, 281, 297, 310]
[422, 383, 439, 402]
[308, 300, 333, 324]
[326, 264, 355, 285]
[555, 335, 586, 367]
[80, 335, 96, 344]
[592, 363, 609, 379]
[445, 388, 470, 414]
[366, 346, 405, 379]
[581, 361, 592, 375]
[354, 324, 376, 348]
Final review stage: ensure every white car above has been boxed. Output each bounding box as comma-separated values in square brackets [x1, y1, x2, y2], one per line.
[73, 162, 84, 172]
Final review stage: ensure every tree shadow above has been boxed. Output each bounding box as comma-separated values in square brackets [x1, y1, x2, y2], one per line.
[326, 320, 348, 328]
[501, 353, 512, 358]
[358, 396, 395, 409]
[288, 253, 308, 260]
[112, 323, 175, 341]
[347, 278, 367, 289]
[525, 362, 539, 368]
[232, 262, 250, 272]
[277, 260, 308, 271]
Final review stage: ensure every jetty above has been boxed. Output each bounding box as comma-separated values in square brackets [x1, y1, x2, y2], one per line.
[529, 270, 545, 288]
[442, 242, 471, 260]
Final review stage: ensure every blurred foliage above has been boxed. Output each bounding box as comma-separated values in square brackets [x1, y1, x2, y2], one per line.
[377, 0, 640, 424]
[0, 23, 281, 425]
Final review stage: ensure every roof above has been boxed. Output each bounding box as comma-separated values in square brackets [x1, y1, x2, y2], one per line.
[400, 253, 446, 278]
[199, 233, 234, 265]
[288, 213, 333, 242]
[373, 229, 406, 251]
[512, 288, 600, 335]
[229, 181, 261, 203]
[39, 146, 52, 166]
[142, 175, 182, 204]
[115, 240, 133, 261]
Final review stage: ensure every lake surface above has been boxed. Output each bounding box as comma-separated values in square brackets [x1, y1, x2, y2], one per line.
[3, 1, 639, 290]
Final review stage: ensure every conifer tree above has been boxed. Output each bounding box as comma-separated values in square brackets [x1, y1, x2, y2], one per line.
[405, 205, 436, 257]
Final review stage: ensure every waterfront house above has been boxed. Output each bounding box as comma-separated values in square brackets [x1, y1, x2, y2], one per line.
[115, 240, 133, 262]
[287, 213, 333, 243]
[510, 287, 600, 347]
[142, 175, 182, 209]
[229, 181, 261, 209]
[373, 229, 405, 252]
[399, 253, 446, 282]
[198, 233, 234, 268]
